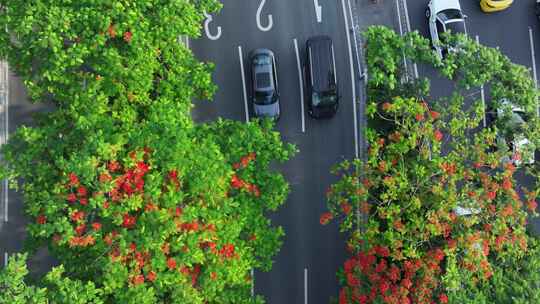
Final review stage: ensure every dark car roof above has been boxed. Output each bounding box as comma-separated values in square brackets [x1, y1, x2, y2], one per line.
[251, 52, 274, 91]
[307, 36, 334, 92]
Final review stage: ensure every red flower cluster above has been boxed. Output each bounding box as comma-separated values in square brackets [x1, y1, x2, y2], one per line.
[179, 264, 202, 287]
[68, 173, 79, 187]
[168, 170, 181, 190]
[230, 174, 261, 197]
[123, 31, 132, 43]
[527, 199, 538, 212]
[434, 129, 443, 142]
[70, 210, 85, 222]
[68, 235, 95, 247]
[131, 274, 144, 285]
[108, 160, 121, 172]
[233, 152, 256, 169]
[319, 212, 333, 225]
[166, 257, 176, 270]
[219, 244, 236, 259]
[341, 203, 352, 215]
[146, 271, 157, 282]
[65, 174, 88, 206]
[36, 214, 47, 225]
[338, 244, 448, 304]
[107, 24, 116, 38]
[179, 221, 199, 232]
[440, 162, 456, 176]
[122, 213, 137, 229]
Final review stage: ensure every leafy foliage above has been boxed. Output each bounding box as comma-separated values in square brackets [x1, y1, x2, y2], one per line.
[0, 1, 295, 303]
[0, 253, 103, 304]
[325, 26, 540, 304]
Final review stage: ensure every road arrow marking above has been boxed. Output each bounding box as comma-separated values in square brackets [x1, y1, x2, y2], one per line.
[314, 0, 322, 23]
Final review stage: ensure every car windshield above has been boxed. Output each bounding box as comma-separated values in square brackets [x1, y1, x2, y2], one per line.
[444, 20, 466, 35]
[254, 90, 276, 105]
[437, 9, 463, 22]
[253, 55, 271, 65]
[312, 90, 337, 107]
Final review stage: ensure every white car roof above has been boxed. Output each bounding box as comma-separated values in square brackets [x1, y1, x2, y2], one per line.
[431, 0, 462, 15]
[454, 206, 480, 216]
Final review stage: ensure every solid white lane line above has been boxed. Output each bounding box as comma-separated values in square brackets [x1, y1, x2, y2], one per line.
[293, 39, 306, 133]
[3, 178, 6, 222]
[340, 0, 359, 158]
[346, 0, 362, 79]
[238, 46, 250, 122]
[395, 0, 404, 36]
[395, 0, 409, 82]
[251, 268, 254, 297]
[402, 0, 418, 78]
[304, 268, 308, 304]
[476, 36, 487, 127]
[3, 61, 7, 223]
[529, 27, 540, 117]
[314, 0, 322, 23]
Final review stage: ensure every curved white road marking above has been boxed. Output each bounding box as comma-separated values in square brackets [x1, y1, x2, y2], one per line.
[203, 11, 222, 41]
[293, 39, 306, 133]
[256, 0, 273, 32]
[238, 46, 249, 122]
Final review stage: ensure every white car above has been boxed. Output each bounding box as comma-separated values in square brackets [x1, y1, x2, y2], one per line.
[426, 0, 468, 58]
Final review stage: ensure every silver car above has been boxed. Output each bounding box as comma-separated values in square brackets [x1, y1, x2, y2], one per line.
[250, 49, 280, 120]
[426, 0, 468, 58]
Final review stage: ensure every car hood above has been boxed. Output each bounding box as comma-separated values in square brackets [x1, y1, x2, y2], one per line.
[254, 101, 280, 118]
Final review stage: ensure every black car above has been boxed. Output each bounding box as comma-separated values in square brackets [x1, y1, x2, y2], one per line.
[250, 49, 280, 120]
[305, 35, 339, 119]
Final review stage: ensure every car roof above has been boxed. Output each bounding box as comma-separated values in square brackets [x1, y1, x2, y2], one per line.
[307, 36, 334, 92]
[431, 0, 462, 15]
[251, 51, 274, 91]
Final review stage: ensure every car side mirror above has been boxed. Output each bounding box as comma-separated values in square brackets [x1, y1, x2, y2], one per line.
[463, 14, 468, 19]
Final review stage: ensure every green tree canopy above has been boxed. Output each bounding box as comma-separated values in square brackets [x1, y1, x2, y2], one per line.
[325, 26, 540, 304]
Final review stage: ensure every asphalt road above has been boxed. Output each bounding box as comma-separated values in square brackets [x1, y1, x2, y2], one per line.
[191, 0, 360, 302]
[0, 71, 57, 275]
[3, 0, 538, 302]
[406, 0, 540, 99]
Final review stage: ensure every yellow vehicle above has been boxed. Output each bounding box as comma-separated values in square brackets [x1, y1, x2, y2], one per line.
[480, 0, 513, 12]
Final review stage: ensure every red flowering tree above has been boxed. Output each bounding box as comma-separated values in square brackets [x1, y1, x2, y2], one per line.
[323, 26, 540, 304]
[0, 1, 296, 303]
[3, 106, 293, 303]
